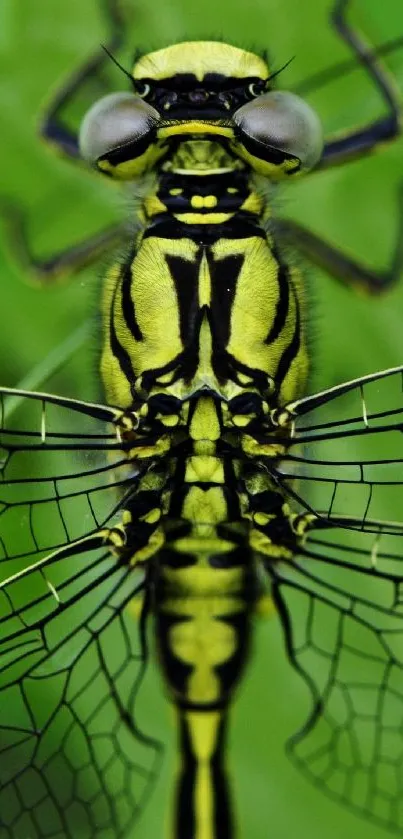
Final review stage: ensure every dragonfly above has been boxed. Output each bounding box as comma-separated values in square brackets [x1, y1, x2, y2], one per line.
[1, 2, 403, 837]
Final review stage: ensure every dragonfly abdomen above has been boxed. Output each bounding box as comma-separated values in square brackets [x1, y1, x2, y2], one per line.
[155, 527, 255, 839]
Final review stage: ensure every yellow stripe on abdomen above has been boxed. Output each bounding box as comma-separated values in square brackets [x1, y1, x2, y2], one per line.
[170, 708, 233, 839]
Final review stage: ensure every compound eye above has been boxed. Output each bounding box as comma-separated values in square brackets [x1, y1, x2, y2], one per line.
[233, 90, 323, 171]
[79, 92, 160, 165]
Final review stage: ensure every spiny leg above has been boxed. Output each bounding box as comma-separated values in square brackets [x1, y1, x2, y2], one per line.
[2, 2, 130, 286]
[316, 0, 401, 171]
[2, 201, 127, 286]
[277, 0, 403, 296]
[294, 34, 403, 98]
[41, 0, 127, 161]
[276, 181, 403, 294]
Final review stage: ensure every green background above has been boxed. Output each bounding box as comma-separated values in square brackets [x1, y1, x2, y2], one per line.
[1, 0, 403, 837]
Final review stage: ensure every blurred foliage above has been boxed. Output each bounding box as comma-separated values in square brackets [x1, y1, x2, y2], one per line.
[1, 1, 403, 837]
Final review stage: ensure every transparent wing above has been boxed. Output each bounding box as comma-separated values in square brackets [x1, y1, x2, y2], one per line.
[273, 366, 403, 532]
[267, 522, 403, 834]
[0, 387, 141, 567]
[0, 540, 162, 839]
[0, 388, 163, 838]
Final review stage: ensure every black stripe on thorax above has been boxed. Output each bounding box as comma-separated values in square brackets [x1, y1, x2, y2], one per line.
[274, 282, 301, 387]
[165, 247, 244, 351]
[165, 252, 201, 344]
[264, 249, 290, 345]
[121, 252, 144, 341]
[209, 251, 243, 347]
[109, 274, 135, 387]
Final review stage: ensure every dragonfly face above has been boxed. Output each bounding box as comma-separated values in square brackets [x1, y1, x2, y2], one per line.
[1, 3, 403, 839]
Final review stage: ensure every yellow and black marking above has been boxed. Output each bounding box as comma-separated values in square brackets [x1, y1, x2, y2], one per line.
[2, 2, 403, 838]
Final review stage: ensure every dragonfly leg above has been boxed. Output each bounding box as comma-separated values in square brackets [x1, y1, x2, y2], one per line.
[40, 0, 127, 161]
[277, 181, 403, 294]
[1, 199, 126, 286]
[3, 2, 129, 286]
[316, 0, 401, 172]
